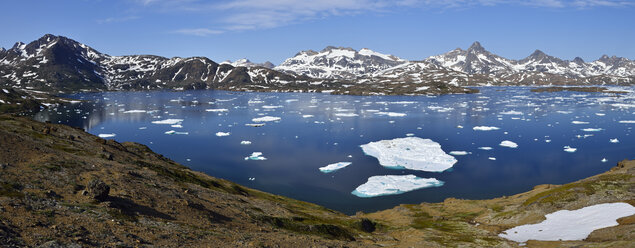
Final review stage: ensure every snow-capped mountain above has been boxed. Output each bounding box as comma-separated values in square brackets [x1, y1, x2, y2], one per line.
[0, 34, 332, 92]
[275, 46, 406, 79]
[424, 42, 635, 85]
[220, 58, 274, 69]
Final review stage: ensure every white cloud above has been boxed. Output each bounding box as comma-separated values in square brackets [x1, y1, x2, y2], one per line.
[173, 28, 225, 36]
[97, 16, 140, 24]
[133, 0, 633, 33]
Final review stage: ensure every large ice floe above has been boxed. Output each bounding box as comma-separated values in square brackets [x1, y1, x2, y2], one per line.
[360, 137, 457, 172]
[499, 140, 518, 148]
[151, 119, 183, 125]
[499, 202, 635, 243]
[245, 152, 266, 161]
[352, 175, 444, 197]
[252, 116, 281, 122]
[319, 162, 352, 173]
[473, 126, 500, 131]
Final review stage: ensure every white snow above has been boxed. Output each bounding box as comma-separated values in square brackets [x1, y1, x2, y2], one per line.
[319, 162, 352, 173]
[252, 116, 281, 122]
[2, 89, 10, 94]
[360, 137, 457, 172]
[245, 152, 266, 161]
[152, 119, 183, 125]
[352, 175, 443, 197]
[473, 126, 500, 131]
[500, 140, 518, 148]
[98, 133, 116, 138]
[499, 202, 635, 243]
[215, 132, 230, 137]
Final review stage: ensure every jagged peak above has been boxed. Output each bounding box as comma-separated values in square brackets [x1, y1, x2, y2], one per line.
[573, 57, 585, 63]
[467, 41, 486, 53]
[320, 46, 356, 53]
[530, 49, 546, 57]
[294, 49, 318, 57]
[11, 42, 26, 50]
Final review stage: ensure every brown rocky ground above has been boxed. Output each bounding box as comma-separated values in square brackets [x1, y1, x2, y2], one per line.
[0, 113, 633, 247]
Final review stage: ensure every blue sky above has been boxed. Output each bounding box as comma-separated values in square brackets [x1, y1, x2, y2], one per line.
[1, 0, 634, 64]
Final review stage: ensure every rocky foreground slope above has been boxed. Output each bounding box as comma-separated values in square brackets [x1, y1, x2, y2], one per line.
[0, 108, 633, 247]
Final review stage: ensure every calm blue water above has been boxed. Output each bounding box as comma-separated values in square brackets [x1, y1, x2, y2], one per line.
[34, 87, 635, 214]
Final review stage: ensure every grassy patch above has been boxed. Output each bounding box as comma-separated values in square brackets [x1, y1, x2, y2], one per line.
[0, 182, 24, 198]
[256, 215, 355, 241]
[523, 173, 632, 206]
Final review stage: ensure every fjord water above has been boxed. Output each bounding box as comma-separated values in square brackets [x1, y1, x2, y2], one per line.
[34, 87, 635, 214]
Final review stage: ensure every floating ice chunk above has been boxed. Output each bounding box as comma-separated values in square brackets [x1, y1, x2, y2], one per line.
[375, 112, 407, 117]
[123, 110, 146, 114]
[98, 133, 116, 138]
[581, 128, 603, 132]
[319, 162, 352, 173]
[499, 202, 635, 243]
[595, 113, 606, 116]
[352, 175, 443, 198]
[245, 152, 266, 161]
[334, 113, 358, 117]
[240, 141, 252, 145]
[262, 105, 283, 109]
[152, 119, 183, 125]
[571, 121, 589, 124]
[171, 124, 183, 128]
[563, 146, 577, 153]
[500, 110, 523, 115]
[610, 138, 619, 143]
[473, 126, 500, 131]
[245, 123, 266, 127]
[449, 151, 468, 156]
[499, 140, 518, 148]
[478, 147, 493, 150]
[601, 158, 608, 163]
[302, 115, 314, 118]
[360, 137, 457, 172]
[252, 116, 281, 122]
[618, 120, 635, 124]
[248, 177, 256, 181]
[556, 111, 572, 114]
[138, 127, 147, 130]
[406, 133, 415, 137]
[216, 132, 230, 137]
[164, 130, 188, 135]
[205, 108, 228, 112]
[488, 157, 496, 160]
[457, 125, 463, 129]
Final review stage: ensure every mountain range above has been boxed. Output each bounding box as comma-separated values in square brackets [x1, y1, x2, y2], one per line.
[1, 34, 633, 95]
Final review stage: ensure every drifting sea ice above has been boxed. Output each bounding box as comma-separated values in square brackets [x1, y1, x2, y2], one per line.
[334, 113, 359, 117]
[205, 108, 228, 112]
[571, 121, 589, 124]
[500, 140, 518, 148]
[215, 132, 230, 137]
[610, 138, 619, 143]
[619, 120, 635, 124]
[98, 133, 116, 138]
[478, 147, 493, 150]
[473, 126, 500, 131]
[319, 162, 352, 173]
[499, 202, 635, 243]
[500, 110, 523, 115]
[449, 151, 469, 156]
[240, 141, 252, 145]
[360, 137, 457, 172]
[152, 119, 183, 125]
[164, 130, 188, 135]
[123, 110, 147, 114]
[375, 112, 407, 117]
[582, 128, 603, 132]
[352, 175, 443, 197]
[252, 116, 281, 122]
[563, 146, 577, 153]
[245, 152, 266, 161]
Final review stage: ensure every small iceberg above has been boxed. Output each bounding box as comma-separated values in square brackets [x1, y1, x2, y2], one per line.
[334, 113, 358, 117]
[581, 128, 603, 132]
[500, 140, 518, 148]
[123, 110, 147, 114]
[473, 126, 500, 131]
[563, 146, 577, 153]
[610, 138, 619, 143]
[302, 115, 314, 118]
[499, 202, 635, 243]
[205, 108, 228, 112]
[500, 110, 523, 115]
[488, 157, 496, 160]
[319, 162, 352, 173]
[618, 120, 635, 124]
[571, 121, 589, 124]
[216, 132, 230, 137]
[478, 147, 493, 150]
[375, 112, 407, 117]
[152, 119, 183, 125]
[252, 116, 281, 122]
[98, 133, 116, 138]
[601, 158, 608, 163]
[245, 123, 266, 127]
[352, 175, 443, 198]
[449, 151, 469, 156]
[240, 141, 252, 145]
[245, 152, 267, 161]
[165, 130, 188, 135]
[360, 137, 457, 172]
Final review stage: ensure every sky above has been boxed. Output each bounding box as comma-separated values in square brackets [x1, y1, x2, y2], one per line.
[1, 0, 634, 65]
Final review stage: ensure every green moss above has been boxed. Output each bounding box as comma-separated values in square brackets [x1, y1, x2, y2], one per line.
[523, 173, 632, 206]
[490, 205, 504, 212]
[255, 215, 355, 241]
[107, 208, 138, 222]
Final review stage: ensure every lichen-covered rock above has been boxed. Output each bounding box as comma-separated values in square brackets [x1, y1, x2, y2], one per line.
[86, 179, 110, 202]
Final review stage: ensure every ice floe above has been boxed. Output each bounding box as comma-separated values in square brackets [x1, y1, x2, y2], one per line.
[563, 146, 577, 153]
[164, 130, 188, 135]
[500, 110, 523, 115]
[352, 175, 443, 197]
[478, 147, 493, 150]
[215, 132, 230, 137]
[245, 123, 266, 127]
[375, 112, 407, 117]
[499, 202, 635, 243]
[581, 128, 603, 132]
[610, 138, 619, 143]
[618, 120, 635, 124]
[473, 126, 500, 131]
[499, 140, 518, 148]
[245, 152, 267, 161]
[240, 141, 252, 145]
[360, 137, 457, 172]
[571, 121, 589, 124]
[252, 116, 281, 122]
[449, 151, 469, 156]
[123, 110, 146, 114]
[319, 162, 352, 173]
[98, 133, 116, 138]
[205, 108, 228, 112]
[152, 119, 183, 125]
[334, 113, 359, 117]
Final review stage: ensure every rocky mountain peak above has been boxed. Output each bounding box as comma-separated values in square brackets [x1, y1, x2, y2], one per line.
[468, 41, 485, 53]
[573, 57, 585, 64]
[294, 49, 318, 57]
[320, 46, 356, 53]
